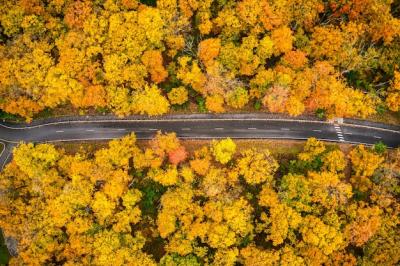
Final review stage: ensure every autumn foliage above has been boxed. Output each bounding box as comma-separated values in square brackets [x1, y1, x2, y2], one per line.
[1, 135, 399, 265]
[0, 0, 399, 120]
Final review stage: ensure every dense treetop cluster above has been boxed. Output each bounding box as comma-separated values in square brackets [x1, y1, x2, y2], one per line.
[0, 0, 400, 120]
[0, 134, 399, 265]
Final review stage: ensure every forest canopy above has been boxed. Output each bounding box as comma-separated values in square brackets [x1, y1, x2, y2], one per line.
[0, 134, 399, 265]
[0, 0, 400, 120]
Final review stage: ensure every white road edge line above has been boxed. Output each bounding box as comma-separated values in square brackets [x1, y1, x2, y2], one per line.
[2, 151, 11, 170]
[248, 128, 257, 130]
[0, 142, 13, 170]
[56, 130, 64, 133]
[0, 138, 18, 144]
[0, 142, 6, 161]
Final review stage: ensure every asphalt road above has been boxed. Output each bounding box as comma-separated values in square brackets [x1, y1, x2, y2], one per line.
[0, 116, 399, 170]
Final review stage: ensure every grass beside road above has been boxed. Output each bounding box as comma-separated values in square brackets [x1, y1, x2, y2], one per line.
[57, 138, 349, 158]
[57, 139, 308, 155]
[367, 111, 400, 126]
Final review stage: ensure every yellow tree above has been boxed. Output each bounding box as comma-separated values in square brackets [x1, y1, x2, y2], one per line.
[262, 85, 290, 113]
[298, 137, 326, 162]
[95, 133, 138, 171]
[70, 85, 107, 109]
[177, 56, 206, 94]
[349, 145, 384, 191]
[306, 61, 377, 118]
[299, 215, 344, 256]
[257, 36, 274, 62]
[148, 165, 179, 186]
[240, 245, 280, 265]
[211, 138, 237, 164]
[132, 85, 170, 116]
[237, 148, 279, 185]
[361, 215, 400, 265]
[190, 146, 212, 176]
[64, 1, 92, 30]
[249, 69, 275, 99]
[150, 131, 181, 159]
[279, 173, 313, 213]
[1, 97, 43, 122]
[156, 185, 204, 252]
[386, 71, 400, 112]
[282, 50, 309, 70]
[13, 142, 61, 179]
[271, 26, 293, 55]
[167, 86, 189, 105]
[258, 186, 302, 246]
[206, 94, 225, 113]
[202, 198, 254, 249]
[42, 66, 84, 109]
[201, 167, 229, 197]
[105, 85, 132, 117]
[307, 171, 353, 210]
[285, 96, 306, 117]
[212, 248, 238, 266]
[198, 38, 221, 68]
[344, 205, 381, 247]
[141, 50, 168, 84]
[322, 150, 347, 173]
[226, 87, 250, 109]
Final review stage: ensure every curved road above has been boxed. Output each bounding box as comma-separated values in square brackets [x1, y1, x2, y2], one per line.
[0, 114, 399, 170]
